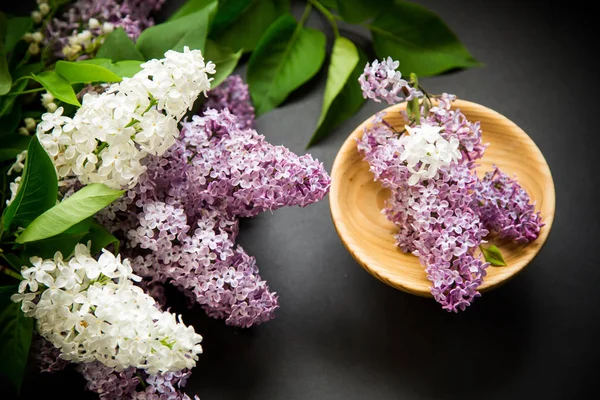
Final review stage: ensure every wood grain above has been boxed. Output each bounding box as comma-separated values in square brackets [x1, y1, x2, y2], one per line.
[329, 100, 555, 297]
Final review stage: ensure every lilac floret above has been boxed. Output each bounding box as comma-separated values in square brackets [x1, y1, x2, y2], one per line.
[358, 57, 422, 104]
[201, 75, 256, 130]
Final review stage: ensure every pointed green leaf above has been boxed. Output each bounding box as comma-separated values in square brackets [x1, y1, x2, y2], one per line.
[209, 0, 253, 32]
[79, 59, 143, 78]
[16, 183, 124, 244]
[480, 244, 507, 267]
[336, 0, 389, 23]
[83, 219, 120, 255]
[136, 2, 217, 60]
[3, 17, 32, 55]
[204, 40, 242, 88]
[0, 55, 11, 95]
[0, 285, 33, 395]
[21, 218, 92, 259]
[248, 14, 326, 116]
[96, 27, 144, 61]
[211, 0, 290, 52]
[31, 71, 80, 106]
[55, 60, 122, 84]
[2, 136, 58, 231]
[308, 46, 367, 147]
[0, 134, 30, 162]
[370, 1, 481, 77]
[168, 0, 218, 22]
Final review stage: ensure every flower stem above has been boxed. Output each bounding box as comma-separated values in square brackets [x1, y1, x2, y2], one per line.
[9, 87, 45, 96]
[299, 2, 313, 27]
[136, 373, 148, 389]
[309, 0, 339, 37]
[1, 265, 23, 281]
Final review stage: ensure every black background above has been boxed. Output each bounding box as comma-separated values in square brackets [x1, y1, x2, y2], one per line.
[3, 0, 599, 399]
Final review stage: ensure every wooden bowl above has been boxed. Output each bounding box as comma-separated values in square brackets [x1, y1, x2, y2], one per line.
[330, 100, 555, 297]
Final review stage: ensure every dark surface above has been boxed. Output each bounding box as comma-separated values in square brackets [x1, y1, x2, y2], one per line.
[4, 0, 599, 399]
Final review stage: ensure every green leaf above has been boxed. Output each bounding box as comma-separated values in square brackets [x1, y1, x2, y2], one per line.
[0, 100, 22, 137]
[83, 219, 120, 255]
[79, 59, 143, 78]
[31, 71, 81, 106]
[0, 252, 22, 271]
[3, 17, 32, 55]
[0, 55, 11, 95]
[336, 0, 388, 23]
[204, 40, 242, 88]
[16, 183, 124, 244]
[480, 244, 507, 267]
[210, 0, 252, 32]
[247, 14, 326, 116]
[0, 285, 33, 395]
[0, 77, 26, 117]
[0, 12, 7, 50]
[136, 2, 217, 60]
[370, 1, 480, 77]
[308, 46, 366, 147]
[55, 60, 122, 84]
[96, 28, 145, 61]
[0, 134, 30, 162]
[2, 136, 57, 231]
[211, 0, 290, 53]
[168, 0, 217, 22]
[21, 218, 91, 259]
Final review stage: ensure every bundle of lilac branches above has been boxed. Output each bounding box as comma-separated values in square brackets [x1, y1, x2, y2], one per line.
[357, 58, 543, 311]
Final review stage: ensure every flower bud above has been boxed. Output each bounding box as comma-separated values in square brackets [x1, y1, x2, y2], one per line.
[28, 43, 40, 55]
[24, 118, 37, 131]
[88, 18, 100, 29]
[32, 31, 44, 43]
[38, 3, 50, 16]
[46, 102, 57, 112]
[102, 22, 114, 33]
[31, 11, 42, 24]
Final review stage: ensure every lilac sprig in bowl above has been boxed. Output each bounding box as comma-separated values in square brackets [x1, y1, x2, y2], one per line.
[330, 58, 555, 311]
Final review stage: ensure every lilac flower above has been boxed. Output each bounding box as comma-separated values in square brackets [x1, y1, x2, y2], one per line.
[99, 109, 330, 327]
[358, 57, 422, 104]
[474, 166, 544, 243]
[201, 75, 256, 130]
[32, 336, 69, 374]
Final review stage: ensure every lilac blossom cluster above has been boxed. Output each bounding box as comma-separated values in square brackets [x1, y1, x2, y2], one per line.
[475, 166, 544, 243]
[358, 57, 423, 104]
[357, 59, 543, 311]
[201, 75, 256, 130]
[99, 108, 330, 327]
[45, 0, 165, 60]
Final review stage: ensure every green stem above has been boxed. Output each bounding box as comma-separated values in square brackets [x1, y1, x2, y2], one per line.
[1, 265, 23, 281]
[9, 87, 45, 96]
[136, 373, 148, 389]
[298, 2, 313, 27]
[309, 0, 339, 37]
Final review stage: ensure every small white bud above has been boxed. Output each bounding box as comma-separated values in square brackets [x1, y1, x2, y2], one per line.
[102, 22, 114, 33]
[32, 31, 44, 43]
[24, 118, 37, 131]
[18, 127, 30, 136]
[28, 43, 40, 55]
[88, 18, 100, 29]
[31, 11, 42, 24]
[46, 102, 57, 112]
[78, 30, 92, 42]
[36, 0, 48, 4]
[41, 92, 54, 105]
[23, 33, 34, 43]
[38, 3, 50, 16]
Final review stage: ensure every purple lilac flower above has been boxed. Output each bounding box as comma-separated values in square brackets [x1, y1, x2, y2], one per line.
[45, 0, 165, 59]
[32, 336, 69, 373]
[79, 362, 198, 400]
[358, 57, 422, 104]
[474, 166, 543, 243]
[99, 109, 330, 327]
[201, 75, 255, 130]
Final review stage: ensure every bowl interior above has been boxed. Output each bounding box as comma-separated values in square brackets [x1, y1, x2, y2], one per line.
[329, 100, 555, 297]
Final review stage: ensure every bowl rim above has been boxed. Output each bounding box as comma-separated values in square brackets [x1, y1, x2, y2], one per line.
[329, 99, 556, 297]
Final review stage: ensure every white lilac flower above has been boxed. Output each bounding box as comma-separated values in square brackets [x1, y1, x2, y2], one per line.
[6, 176, 22, 206]
[11, 244, 203, 375]
[8, 150, 27, 175]
[37, 47, 215, 189]
[398, 123, 462, 185]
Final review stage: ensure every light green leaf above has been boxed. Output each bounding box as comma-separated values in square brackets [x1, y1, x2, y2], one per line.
[308, 46, 366, 147]
[480, 244, 507, 267]
[31, 71, 80, 106]
[2, 136, 57, 231]
[204, 40, 242, 88]
[96, 28, 144, 61]
[136, 2, 217, 60]
[3, 17, 32, 55]
[17, 183, 124, 244]
[370, 1, 481, 77]
[0, 135, 30, 162]
[21, 218, 92, 259]
[336, 0, 389, 23]
[168, 0, 217, 22]
[0, 285, 33, 395]
[211, 0, 290, 53]
[55, 60, 122, 84]
[83, 219, 120, 255]
[0, 55, 11, 95]
[78, 58, 143, 78]
[247, 14, 326, 116]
